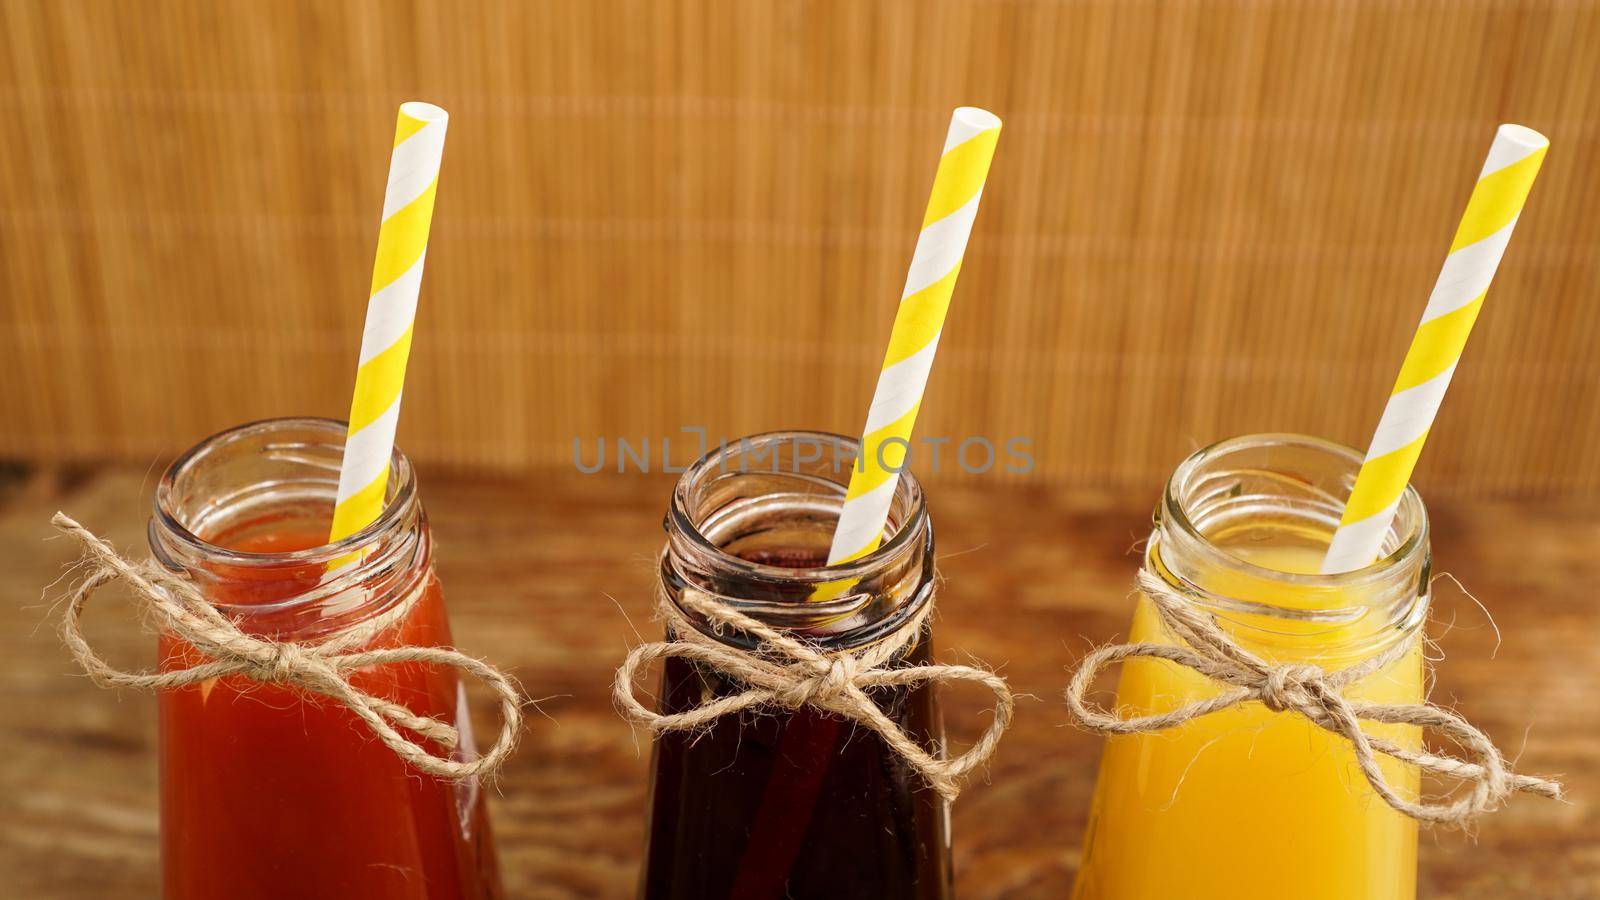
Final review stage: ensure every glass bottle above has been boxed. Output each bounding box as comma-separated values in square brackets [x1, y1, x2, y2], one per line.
[1073, 433, 1429, 900]
[149, 417, 502, 900]
[640, 431, 951, 899]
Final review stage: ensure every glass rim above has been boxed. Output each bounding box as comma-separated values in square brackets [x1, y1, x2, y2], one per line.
[668, 429, 929, 583]
[1161, 432, 1430, 591]
[152, 416, 417, 568]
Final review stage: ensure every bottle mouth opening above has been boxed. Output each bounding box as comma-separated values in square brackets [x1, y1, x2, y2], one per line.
[663, 430, 935, 649]
[1153, 433, 1431, 648]
[1162, 432, 1428, 591]
[153, 417, 415, 568]
[149, 417, 423, 625]
[668, 431, 928, 584]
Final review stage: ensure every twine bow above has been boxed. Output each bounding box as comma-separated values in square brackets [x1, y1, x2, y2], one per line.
[613, 584, 1014, 802]
[53, 513, 523, 781]
[1064, 568, 1563, 826]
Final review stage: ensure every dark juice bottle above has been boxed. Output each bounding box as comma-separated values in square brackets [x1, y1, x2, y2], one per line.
[639, 431, 952, 900]
[149, 419, 502, 900]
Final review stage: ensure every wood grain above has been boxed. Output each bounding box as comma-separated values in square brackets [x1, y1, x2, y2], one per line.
[0, 464, 1593, 898]
[3, 1, 1600, 497]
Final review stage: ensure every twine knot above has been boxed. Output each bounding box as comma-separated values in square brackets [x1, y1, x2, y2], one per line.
[613, 577, 1014, 803]
[1064, 568, 1563, 827]
[775, 656, 858, 708]
[249, 642, 310, 683]
[1259, 663, 1325, 713]
[52, 512, 524, 781]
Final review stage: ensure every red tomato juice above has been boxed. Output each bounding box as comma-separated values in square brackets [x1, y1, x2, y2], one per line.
[157, 524, 501, 900]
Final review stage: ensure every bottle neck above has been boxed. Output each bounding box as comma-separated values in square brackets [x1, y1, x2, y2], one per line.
[661, 430, 935, 652]
[1149, 433, 1431, 664]
[148, 417, 431, 642]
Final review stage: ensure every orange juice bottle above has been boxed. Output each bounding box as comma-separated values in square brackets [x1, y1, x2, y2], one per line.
[1074, 434, 1428, 900]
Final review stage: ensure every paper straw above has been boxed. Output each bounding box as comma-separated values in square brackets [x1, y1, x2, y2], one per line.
[329, 102, 449, 545]
[1321, 124, 1547, 574]
[826, 107, 1001, 567]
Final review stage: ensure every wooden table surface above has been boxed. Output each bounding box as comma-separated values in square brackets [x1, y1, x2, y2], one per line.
[1, 464, 1594, 899]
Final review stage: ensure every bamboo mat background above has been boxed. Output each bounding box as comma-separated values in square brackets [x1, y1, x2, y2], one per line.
[3, 0, 1599, 496]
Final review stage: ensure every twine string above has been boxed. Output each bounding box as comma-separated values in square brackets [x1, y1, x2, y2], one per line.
[613, 582, 1014, 803]
[1064, 568, 1562, 826]
[53, 512, 522, 781]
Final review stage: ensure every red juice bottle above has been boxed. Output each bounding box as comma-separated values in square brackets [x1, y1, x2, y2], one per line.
[148, 418, 501, 900]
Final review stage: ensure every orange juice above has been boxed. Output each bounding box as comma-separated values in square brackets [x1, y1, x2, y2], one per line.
[1074, 544, 1423, 900]
[1073, 433, 1431, 900]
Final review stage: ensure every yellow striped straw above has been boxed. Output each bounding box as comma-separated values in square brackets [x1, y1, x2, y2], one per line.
[826, 107, 1001, 568]
[1322, 124, 1547, 574]
[329, 102, 449, 547]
